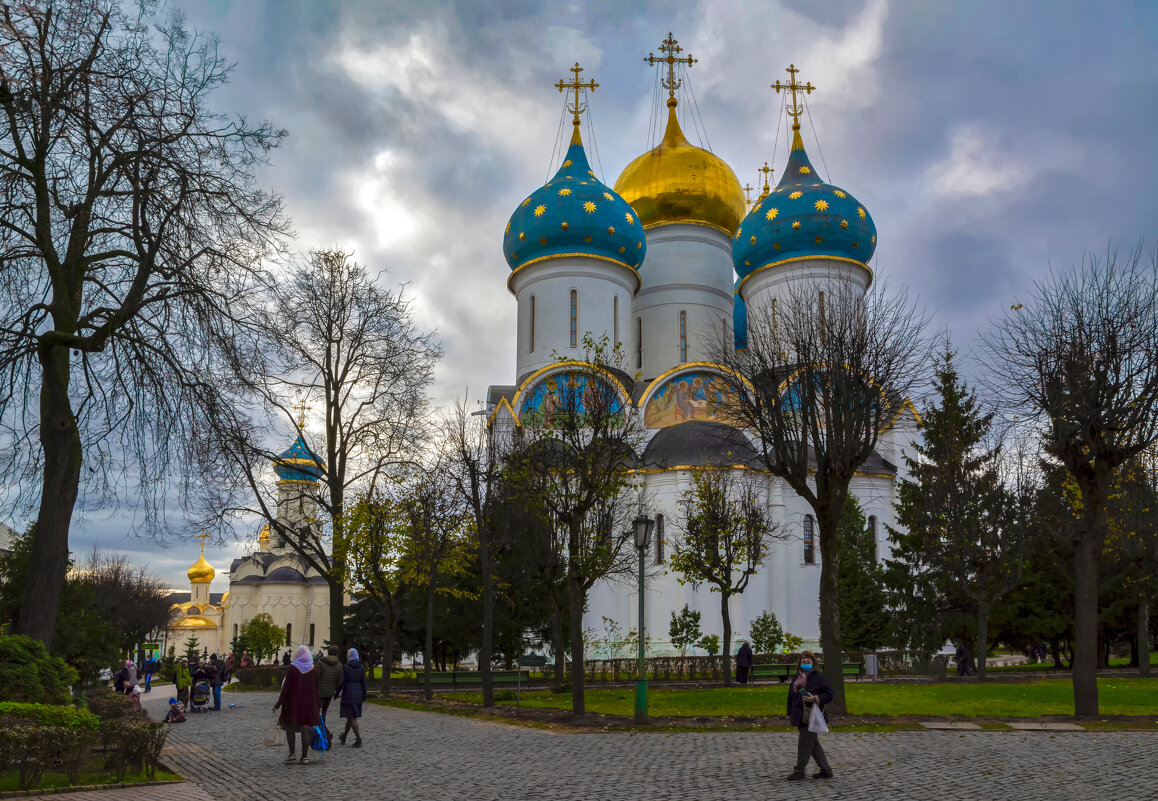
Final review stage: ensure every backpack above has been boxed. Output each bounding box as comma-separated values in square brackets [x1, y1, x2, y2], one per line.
[311, 724, 330, 751]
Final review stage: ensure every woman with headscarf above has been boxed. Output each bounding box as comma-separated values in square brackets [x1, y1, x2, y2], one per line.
[273, 645, 321, 764]
[785, 649, 834, 781]
[336, 647, 367, 747]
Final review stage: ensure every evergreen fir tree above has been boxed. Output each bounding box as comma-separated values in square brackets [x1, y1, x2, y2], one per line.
[836, 495, 889, 650]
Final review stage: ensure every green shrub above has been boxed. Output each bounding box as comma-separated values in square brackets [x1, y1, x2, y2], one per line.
[0, 724, 95, 790]
[550, 682, 571, 694]
[236, 664, 287, 687]
[99, 720, 169, 781]
[0, 701, 99, 730]
[0, 634, 77, 705]
[85, 686, 146, 722]
[492, 690, 516, 702]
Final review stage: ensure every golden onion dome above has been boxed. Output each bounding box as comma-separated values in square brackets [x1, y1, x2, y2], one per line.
[187, 549, 215, 584]
[258, 523, 270, 543]
[174, 614, 218, 630]
[613, 99, 746, 236]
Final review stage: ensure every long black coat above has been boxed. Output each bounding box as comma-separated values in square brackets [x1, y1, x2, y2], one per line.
[339, 660, 367, 704]
[786, 668, 834, 728]
[736, 643, 754, 668]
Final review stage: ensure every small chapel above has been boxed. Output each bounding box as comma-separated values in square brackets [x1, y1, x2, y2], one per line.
[166, 423, 335, 660]
[486, 38, 917, 653]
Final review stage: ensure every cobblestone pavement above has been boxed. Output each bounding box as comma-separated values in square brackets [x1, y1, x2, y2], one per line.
[143, 691, 1158, 801]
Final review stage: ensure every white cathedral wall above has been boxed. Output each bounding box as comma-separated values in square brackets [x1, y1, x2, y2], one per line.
[224, 582, 332, 659]
[511, 257, 638, 381]
[739, 256, 871, 318]
[585, 469, 900, 657]
[634, 225, 734, 380]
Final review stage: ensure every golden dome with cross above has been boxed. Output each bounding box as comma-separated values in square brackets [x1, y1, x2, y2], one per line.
[187, 531, 216, 584]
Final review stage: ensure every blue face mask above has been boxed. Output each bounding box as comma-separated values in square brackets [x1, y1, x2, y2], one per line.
[800, 663, 813, 671]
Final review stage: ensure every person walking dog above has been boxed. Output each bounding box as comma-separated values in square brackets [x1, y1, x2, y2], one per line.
[785, 649, 834, 781]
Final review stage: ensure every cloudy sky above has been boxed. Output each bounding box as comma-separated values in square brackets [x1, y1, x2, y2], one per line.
[26, 0, 1158, 588]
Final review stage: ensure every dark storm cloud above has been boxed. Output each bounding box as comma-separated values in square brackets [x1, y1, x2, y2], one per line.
[8, 0, 1155, 585]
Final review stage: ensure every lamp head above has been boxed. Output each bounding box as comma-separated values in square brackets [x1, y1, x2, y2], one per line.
[633, 515, 654, 550]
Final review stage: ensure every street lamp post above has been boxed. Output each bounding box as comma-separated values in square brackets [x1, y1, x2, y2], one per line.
[633, 514, 655, 724]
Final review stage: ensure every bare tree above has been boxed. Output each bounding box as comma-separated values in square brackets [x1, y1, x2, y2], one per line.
[983, 246, 1158, 715]
[711, 278, 929, 712]
[0, 1, 289, 646]
[208, 249, 440, 652]
[513, 336, 647, 716]
[669, 470, 784, 686]
[75, 549, 176, 657]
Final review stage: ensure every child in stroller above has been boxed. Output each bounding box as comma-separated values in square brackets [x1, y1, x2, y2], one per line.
[190, 679, 211, 713]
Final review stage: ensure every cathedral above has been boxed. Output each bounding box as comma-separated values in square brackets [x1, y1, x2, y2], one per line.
[486, 40, 916, 653]
[166, 427, 335, 660]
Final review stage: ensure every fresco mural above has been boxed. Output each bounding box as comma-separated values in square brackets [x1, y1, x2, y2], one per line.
[519, 370, 625, 427]
[643, 370, 744, 429]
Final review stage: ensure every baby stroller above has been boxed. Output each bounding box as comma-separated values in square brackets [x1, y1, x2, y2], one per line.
[190, 680, 211, 713]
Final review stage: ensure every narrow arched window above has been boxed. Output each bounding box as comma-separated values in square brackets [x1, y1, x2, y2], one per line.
[803, 515, 815, 564]
[868, 515, 878, 563]
[679, 310, 687, 363]
[636, 317, 643, 368]
[233, 623, 239, 640]
[655, 514, 665, 564]
[613, 296, 619, 346]
[570, 289, 578, 348]
[285, 623, 292, 646]
[309, 623, 316, 647]
[530, 295, 536, 352]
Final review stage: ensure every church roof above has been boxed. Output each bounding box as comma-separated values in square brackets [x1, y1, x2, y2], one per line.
[264, 566, 308, 584]
[165, 591, 225, 605]
[642, 421, 761, 469]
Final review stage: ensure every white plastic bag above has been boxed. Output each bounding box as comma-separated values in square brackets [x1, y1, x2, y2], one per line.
[808, 703, 829, 734]
[265, 714, 285, 747]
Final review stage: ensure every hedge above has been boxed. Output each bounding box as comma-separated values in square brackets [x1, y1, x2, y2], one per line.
[0, 701, 100, 731]
[0, 634, 76, 705]
[85, 686, 147, 722]
[236, 664, 288, 687]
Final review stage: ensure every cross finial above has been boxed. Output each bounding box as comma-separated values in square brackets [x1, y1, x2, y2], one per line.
[646, 32, 697, 106]
[555, 62, 598, 129]
[195, 529, 210, 553]
[772, 63, 815, 131]
[742, 182, 754, 207]
[292, 400, 310, 432]
[758, 162, 774, 195]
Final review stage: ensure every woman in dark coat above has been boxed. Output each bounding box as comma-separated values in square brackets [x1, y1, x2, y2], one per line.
[736, 641, 754, 684]
[337, 647, 367, 747]
[274, 646, 321, 764]
[785, 649, 834, 781]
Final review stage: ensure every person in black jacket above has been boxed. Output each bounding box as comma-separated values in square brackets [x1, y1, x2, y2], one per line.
[336, 648, 368, 747]
[208, 654, 224, 711]
[785, 649, 834, 781]
[736, 641, 754, 684]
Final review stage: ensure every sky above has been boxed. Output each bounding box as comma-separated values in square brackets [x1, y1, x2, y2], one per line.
[18, 0, 1158, 589]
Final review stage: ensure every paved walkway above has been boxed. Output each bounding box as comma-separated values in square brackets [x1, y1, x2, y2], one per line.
[140, 691, 1157, 801]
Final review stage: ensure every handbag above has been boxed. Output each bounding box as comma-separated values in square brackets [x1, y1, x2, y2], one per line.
[311, 723, 330, 751]
[265, 714, 286, 747]
[808, 703, 829, 734]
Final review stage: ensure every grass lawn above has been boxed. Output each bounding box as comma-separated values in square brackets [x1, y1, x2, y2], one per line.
[444, 677, 1158, 718]
[0, 763, 181, 792]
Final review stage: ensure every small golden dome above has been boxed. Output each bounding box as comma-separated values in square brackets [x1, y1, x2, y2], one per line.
[259, 523, 270, 542]
[174, 614, 218, 630]
[187, 550, 215, 584]
[613, 99, 745, 236]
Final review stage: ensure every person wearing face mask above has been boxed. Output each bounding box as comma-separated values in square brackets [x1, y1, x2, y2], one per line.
[785, 649, 834, 781]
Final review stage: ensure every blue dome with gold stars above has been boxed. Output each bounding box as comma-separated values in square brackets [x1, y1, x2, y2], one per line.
[274, 433, 324, 483]
[504, 128, 646, 272]
[733, 128, 875, 280]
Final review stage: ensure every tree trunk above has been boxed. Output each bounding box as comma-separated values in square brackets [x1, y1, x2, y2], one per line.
[381, 617, 394, 695]
[479, 530, 494, 708]
[551, 602, 566, 685]
[976, 603, 989, 680]
[568, 573, 585, 716]
[721, 593, 733, 688]
[816, 502, 846, 714]
[1138, 595, 1150, 677]
[423, 580, 435, 701]
[1072, 534, 1100, 715]
[329, 578, 345, 655]
[17, 343, 82, 649]
[1049, 637, 1064, 670]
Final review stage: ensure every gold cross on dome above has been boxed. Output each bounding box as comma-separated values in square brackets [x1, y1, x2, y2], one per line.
[292, 399, 311, 431]
[772, 64, 815, 130]
[555, 62, 598, 126]
[646, 32, 697, 102]
[742, 182, 754, 206]
[195, 529, 210, 552]
[758, 162, 774, 194]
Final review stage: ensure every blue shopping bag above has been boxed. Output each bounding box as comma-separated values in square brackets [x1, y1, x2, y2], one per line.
[311, 723, 330, 751]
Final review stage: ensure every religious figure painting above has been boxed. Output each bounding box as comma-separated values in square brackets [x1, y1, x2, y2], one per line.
[519, 370, 624, 427]
[643, 370, 742, 428]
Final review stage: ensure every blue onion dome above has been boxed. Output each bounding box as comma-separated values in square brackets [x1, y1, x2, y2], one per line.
[274, 432, 324, 482]
[732, 126, 876, 279]
[733, 286, 748, 350]
[504, 125, 646, 272]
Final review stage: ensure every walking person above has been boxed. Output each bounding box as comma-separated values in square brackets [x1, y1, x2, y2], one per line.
[273, 646, 321, 765]
[337, 647, 367, 747]
[174, 658, 193, 709]
[736, 641, 754, 685]
[208, 653, 225, 711]
[143, 654, 156, 693]
[114, 660, 135, 695]
[785, 650, 834, 781]
[316, 645, 343, 742]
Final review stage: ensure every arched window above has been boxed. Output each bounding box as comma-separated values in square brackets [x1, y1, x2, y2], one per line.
[655, 514, 665, 564]
[233, 623, 238, 639]
[636, 317, 643, 368]
[309, 623, 316, 647]
[678, 310, 687, 363]
[570, 289, 578, 348]
[613, 296, 619, 345]
[868, 515, 878, 563]
[285, 623, 292, 646]
[529, 295, 536, 352]
[803, 515, 815, 564]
